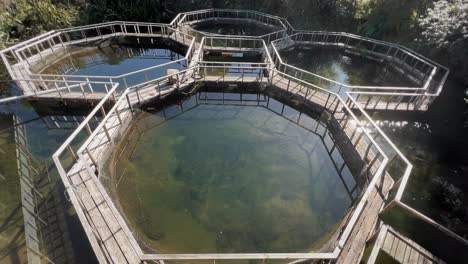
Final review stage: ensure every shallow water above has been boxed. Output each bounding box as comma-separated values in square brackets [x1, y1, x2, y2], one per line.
[112, 92, 357, 253]
[0, 84, 97, 263]
[41, 43, 186, 92]
[0, 35, 465, 263]
[280, 46, 414, 88]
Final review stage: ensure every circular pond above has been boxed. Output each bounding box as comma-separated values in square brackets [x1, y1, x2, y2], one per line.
[108, 90, 359, 254]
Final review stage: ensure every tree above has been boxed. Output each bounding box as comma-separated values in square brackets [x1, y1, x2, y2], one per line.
[417, 0, 468, 84]
[417, 0, 468, 48]
[84, 0, 162, 23]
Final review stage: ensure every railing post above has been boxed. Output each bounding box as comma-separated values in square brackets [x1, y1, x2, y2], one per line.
[102, 123, 112, 143]
[135, 87, 142, 105]
[86, 78, 94, 92]
[86, 148, 98, 169]
[176, 73, 180, 89]
[63, 77, 71, 92]
[115, 108, 123, 125]
[67, 145, 77, 161]
[85, 123, 93, 135]
[54, 82, 63, 101]
[126, 93, 135, 115]
[80, 84, 88, 101]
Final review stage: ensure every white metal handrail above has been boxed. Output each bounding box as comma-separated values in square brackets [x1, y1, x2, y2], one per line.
[51, 82, 121, 264]
[0, 8, 458, 263]
[21, 31, 196, 94]
[272, 36, 430, 91]
[272, 31, 448, 96]
[2, 21, 189, 86]
[174, 9, 289, 43]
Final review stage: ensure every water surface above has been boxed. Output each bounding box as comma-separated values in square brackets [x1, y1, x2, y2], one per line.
[280, 46, 414, 89]
[111, 92, 357, 253]
[192, 21, 277, 36]
[42, 43, 186, 91]
[0, 83, 97, 263]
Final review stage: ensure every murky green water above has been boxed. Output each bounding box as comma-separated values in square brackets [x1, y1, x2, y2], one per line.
[111, 91, 357, 253]
[0, 85, 97, 263]
[192, 21, 277, 36]
[280, 46, 414, 89]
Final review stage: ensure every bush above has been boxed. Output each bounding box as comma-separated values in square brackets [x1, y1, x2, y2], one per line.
[0, 0, 79, 48]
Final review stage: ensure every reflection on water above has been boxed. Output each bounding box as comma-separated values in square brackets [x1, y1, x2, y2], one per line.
[367, 74, 468, 240]
[0, 115, 27, 264]
[202, 53, 264, 78]
[192, 21, 276, 36]
[110, 91, 359, 254]
[280, 46, 414, 88]
[43, 44, 185, 77]
[0, 87, 97, 263]
[39, 42, 186, 93]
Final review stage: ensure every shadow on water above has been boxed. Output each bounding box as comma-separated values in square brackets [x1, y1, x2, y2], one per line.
[106, 89, 366, 254]
[370, 77, 468, 241]
[280, 43, 468, 242]
[0, 82, 98, 263]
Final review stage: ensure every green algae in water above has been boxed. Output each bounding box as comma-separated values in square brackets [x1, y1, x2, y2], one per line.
[113, 93, 355, 253]
[0, 115, 27, 264]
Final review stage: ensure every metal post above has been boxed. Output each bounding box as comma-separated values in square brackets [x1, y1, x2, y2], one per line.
[80, 84, 87, 101]
[102, 124, 112, 143]
[86, 78, 94, 92]
[67, 145, 77, 161]
[86, 148, 98, 169]
[126, 93, 134, 115]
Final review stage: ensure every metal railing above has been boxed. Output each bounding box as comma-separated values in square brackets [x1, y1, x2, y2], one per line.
[196, 36, 274, 82]
[172, 9, 289, 43]
[366, 225, 445, 264]
[0, 78, 114, 103]
[51, 81, 134, 263]
[51, 65, 393, 262]
[270, 31, 449, 110]
[1, 21, 198, 96]
[0, 8, 459, 264]
[22, 32, 196, 95]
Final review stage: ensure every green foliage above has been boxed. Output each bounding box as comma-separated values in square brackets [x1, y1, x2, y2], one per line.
[0, 13, 16, 50]
[0, 0, 79, 47]
[416, 0, 468, 84]
[84, 0, 163, 23]
[0, 0, 78, 80]
[417, 0, 468, 48]
[355, 0, 430, 41]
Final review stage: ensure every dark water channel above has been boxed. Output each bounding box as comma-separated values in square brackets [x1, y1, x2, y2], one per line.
[281, 44, 468, 242]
